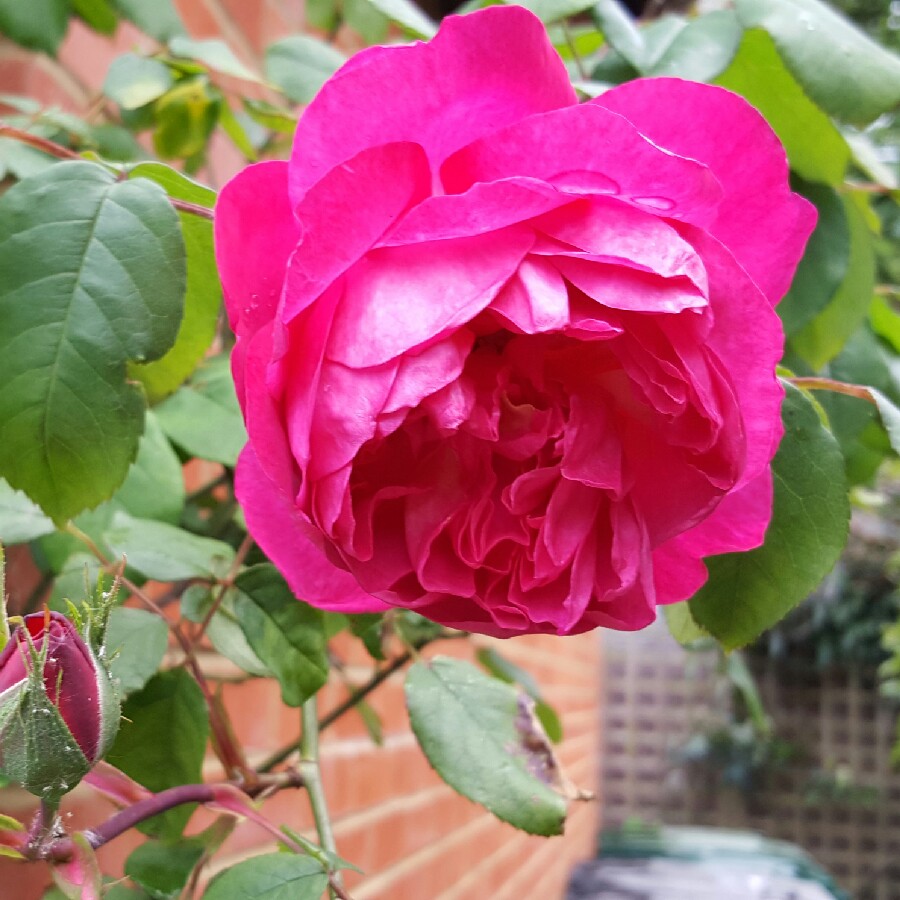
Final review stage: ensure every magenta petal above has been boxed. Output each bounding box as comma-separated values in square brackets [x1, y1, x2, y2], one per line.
[288, 6, 576, 204]
[596, 78, 816, 304]
[442, 102, 722, 226]
[215, 161, 298, 341]
[236, 446, 388, 612]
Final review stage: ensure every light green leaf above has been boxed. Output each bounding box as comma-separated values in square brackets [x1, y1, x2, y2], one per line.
[242, 99, 297, 135]
[715, 29, 850, 186]
[106, 607, 169, 698]
[0, 0, 69, 54]
[106, 670, 209, 839]
[152, 79, 219, 160]
[0, 138, 58, 181]
[127, 165, 220, 401]
[104, 513, 235, 580]
[515, 0, 597, 25]
[689, 382, 850, 650]
[168, 37, 263, 84]
[231, 565, 328, 706]
[103, 54, 174, 110]
[203, 854, 328, 900]
[779, 179, 849, 337]
[265, 36, 346, 105]
[217, 102, 257, 160]
[125, 838, 205, 900]
[592, 0, 645, 69]
[648, 10, 742, 82]
[0, 161, 185, 523]
[869, 388, 900, 457]
[0, 479, 55, 544]
[792, 191, 877, 369]
[360, 0, 436, 38]
[405, 656, 567, 835]
[343, 0, 389, 44]
[112, 0, 185, 41]
[48, 553, 108, 612]
[154, 355, 247, 466]
[662, 602, 710, 647]
[735, 0, 900, 125]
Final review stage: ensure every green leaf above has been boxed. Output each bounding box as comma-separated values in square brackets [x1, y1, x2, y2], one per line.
[126, 166, 220, 402]
[106, 608, 169, 698]
[689, 382, 850, 650]
[735, 0, 900, 126]
[0, 0, 69, 54]
[405, 656, 567, 835]
[0, 138, 58, 181]
[104, 55, 174, 110]
[47, 553, 108, 612]
[715, 29, 850, 186]
[154, 355, 247, 466]
[475, 647, 562, 742]
[592, 0, 645, 70]
[0, 161, 185, 523]
[343, 0, 389, 44]
[111, 0, 185, 41]
[152, 79, 219, 160]
[647, 10, 742, 82]
[869, 388, 900, 457]
[242, 99, 297, 135]
[231, 565, 328, 706]
[662, 602, 710, 647]
[106, 670, 209, 839]
[347, 613, 385, 661]
[0, 479, 55, 544]
[104, 513, 235, 580]
[217, 101, 257, 160]
[792, 192, 877, 369]
[515, 0, 597, 25]
[180, 585, 272, 677]
[779, 179, 849, 337]
[203, 854, 328, 900]
[359, 0, 436, 39]
[125, 838, 205, 900]
[168, 37, 263, 84]
[265, 36, 346, 105]
[71, 0, 118, 34]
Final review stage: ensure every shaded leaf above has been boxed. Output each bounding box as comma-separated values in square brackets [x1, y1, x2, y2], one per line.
[265, 36, 346, 105]
[168, 37, 262, 83]
[0, 0, 69, 54]
[104, 55, 174, 110]
[360, 0, 436, 38]
[203, 854, 327, 900]
[125, 839, 205, 900]
[71, 0, 118, 34]
[0, 479, 55, 544]
[111, 0, 185, 41]
[648, 10, 742, 82]
[106, 607, 169, 698]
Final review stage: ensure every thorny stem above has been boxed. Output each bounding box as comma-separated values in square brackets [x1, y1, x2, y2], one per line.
[300, 697, 344, 899]
[194, 533, 254, 645]
[0, 124, 215, 221]
[64, 523, 252, 782]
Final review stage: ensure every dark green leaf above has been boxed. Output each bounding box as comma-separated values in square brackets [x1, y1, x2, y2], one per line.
[71, 0, 118, 34]
[152, 79, 219, 160]
[648, 10, 742, 82]
[104, 54, 174, 110]
[111, 0, 185, 41]
[735, 0, 900, 125]
[0, 479, 55, 544]
[203, 854, 327, 900]
[126, 166, 220, 402]
[232, 565, 328, 706]
[0, 161, 185, 523]
[107, 670, 209, 839]
[125, 839, 205, 900]
[154, 355, 247, 465]
[347, 613, 385, 661]
[779, 179, 849, 337]
[715, 28, 850, 186]
[689, 382, 850, 649]
[792, 192, 877, 368]
[104, 513, 235, 580]
[265, 36, 346, 105]
[0, 0, 69, 54]
[106, 607, 169, 698]
[405, 656, 567, 835]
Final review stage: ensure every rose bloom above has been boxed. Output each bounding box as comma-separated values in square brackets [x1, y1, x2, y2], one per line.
[215, 7, 814, 638]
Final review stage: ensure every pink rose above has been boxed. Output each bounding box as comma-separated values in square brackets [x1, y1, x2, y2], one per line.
[215, 7, 815, 638]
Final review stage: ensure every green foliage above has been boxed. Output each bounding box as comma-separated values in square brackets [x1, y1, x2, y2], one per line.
[202, 854, 328, 900]
[265, 37, 346, 105]
[105, 608, 170, 698]
[405, 656, 568, 835]
[0, 0, 68, 54]
[125, 838, 206, 900]
[0, 162, 186, 523]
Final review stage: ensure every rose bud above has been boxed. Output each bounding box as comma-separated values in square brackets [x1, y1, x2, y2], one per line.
[0, 611, 119, 801]
[215, 7, 815, 638]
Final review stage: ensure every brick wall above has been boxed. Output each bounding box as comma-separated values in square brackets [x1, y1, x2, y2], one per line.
[0, 4, 604, 896]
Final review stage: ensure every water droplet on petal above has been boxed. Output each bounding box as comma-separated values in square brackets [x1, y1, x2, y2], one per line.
[631, 196, 676, 212]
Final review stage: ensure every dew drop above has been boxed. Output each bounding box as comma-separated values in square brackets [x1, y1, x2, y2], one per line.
[631, 195, 676, 212]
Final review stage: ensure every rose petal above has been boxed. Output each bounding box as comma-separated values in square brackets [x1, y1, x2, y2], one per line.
[288, 6, 575, 204]
[596, 78, 816, 304]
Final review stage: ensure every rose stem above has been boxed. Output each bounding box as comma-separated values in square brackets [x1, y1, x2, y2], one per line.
[300, 696, 344, 899]
[0, 124, 215, 222]
[789, 376, 878, 404]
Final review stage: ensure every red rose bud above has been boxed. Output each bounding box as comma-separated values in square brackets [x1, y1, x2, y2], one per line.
[0, 611, 120, 801]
